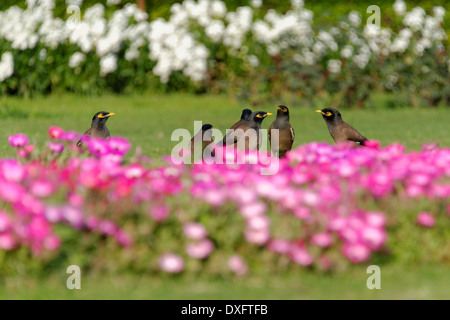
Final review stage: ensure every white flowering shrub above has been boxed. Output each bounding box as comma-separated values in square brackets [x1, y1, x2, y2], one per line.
[0, 0, 448, 107]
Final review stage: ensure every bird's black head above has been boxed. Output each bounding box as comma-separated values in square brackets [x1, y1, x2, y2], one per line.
[251, 111, 273, 123]
[276, 105, 289, 117]
[202, 124, 213, 131]
[92, 111, 115, 121]
[241, 109, 253, 121]
[315, 108, 341, 121]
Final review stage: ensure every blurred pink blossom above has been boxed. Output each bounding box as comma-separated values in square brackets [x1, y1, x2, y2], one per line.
[416, 212, 435, 228]
[8, 133, 28, 148]
[228, 255, 248, 276]
[186, 238, 214, 259]
[183, 222, 207, 240]
[159, 253, 184, 273]
[48, 126, 64, 139]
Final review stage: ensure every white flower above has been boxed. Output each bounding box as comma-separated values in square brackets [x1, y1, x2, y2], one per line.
[403, 7, 425, 31]
[68, 52, 86, 68]
[433, 6, 445, 22]
[247, 55, 259, 67]
[39, 48, 47, 60]
[251, 0, 262, 8]
[210, 0, 226, 18]
[0, 52, 14, 82]
[99, 53, 117, 76]
[393, 0, 406, 16]
[341, 45, 353, 59]
[290, 0, 304, 10]
[348, 11, 361, 27]
[327, 59, 341, 73]
[205, 20, 225, 43]
[107, 0, 121, 5]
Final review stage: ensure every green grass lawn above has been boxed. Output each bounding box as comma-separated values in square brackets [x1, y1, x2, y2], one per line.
[1, 92, 450, 300]
[1, 93, 450, 160]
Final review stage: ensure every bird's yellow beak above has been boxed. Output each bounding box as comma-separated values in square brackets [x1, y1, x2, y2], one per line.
[315, 110, 325, 115]
[98, 112, 115, 118]
[267, 113, 273, 116]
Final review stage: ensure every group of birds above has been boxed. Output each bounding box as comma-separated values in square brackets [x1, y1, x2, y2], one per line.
[77, 107, 369, 158]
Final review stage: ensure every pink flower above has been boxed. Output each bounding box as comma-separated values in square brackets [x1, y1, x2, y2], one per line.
[47, 142, 65, 155]
[183, 222, 207, 240]
[293, 206, 311, 220]
[61, 206, 84, 229]
[8, 133, 28, 148]
[44, 206, 62, 223]
[186, 238, 214, 259]
[27, 216, 51, 242]
[159, 253, 184, 273]
[416, 212, 435, 228]
[87, 138, 111, 157]
[0, 232, 15, 250]
[244, 228, 270, 245]
[85, 216, 100, 230]
[60, 131, 81, 143]
[267, 238, 291, 254]
[239, 202, 266, 218]
[149, 205, 170, 222]
[44, 235, 61, 250]
[289, 243, 314, 266]
[109, 137, 131, 155]
[98, 220, 117, 236]
[361, 226, 387, 250]
[115, 230, 133, 247]
[0, 211, 11, 232]
[18, 144, 34, 159]
[228, 255, 248, 276]
[342, 243, 371, 263]
[0, 160, 26, 182]
[48, 126, 64, 139]
[246, 215, 270, 231]
[366, 212, 386, 228]
[310, 232, 333, 248]
[30, 180, 55, 198]
[364, 140, 380, 149]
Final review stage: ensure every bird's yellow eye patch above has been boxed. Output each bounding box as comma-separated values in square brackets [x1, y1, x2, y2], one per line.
[98, 112, 115, 118]
[325, 112, 332, 117]
[256, 114, 262, 118]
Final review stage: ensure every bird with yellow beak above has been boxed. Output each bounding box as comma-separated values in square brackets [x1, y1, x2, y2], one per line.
[77, 111, 115, 147]
[315, 107, 368, 146]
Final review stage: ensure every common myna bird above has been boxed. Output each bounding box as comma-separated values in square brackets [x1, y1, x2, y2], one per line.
[222, 109, 252, 146]
[223, 111, 272, 150]
[315, 107, 367, 145]
[77, 111, 115, 147]
[230, 108, 252, 130]
[189, 124, 214, 157]
[269, 105, 295, 157]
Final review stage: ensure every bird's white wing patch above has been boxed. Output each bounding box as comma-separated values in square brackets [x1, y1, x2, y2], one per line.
[290, 127, 295, 140]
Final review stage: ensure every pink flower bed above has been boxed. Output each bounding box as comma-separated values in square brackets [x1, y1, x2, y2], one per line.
[1, 128, 449, 275]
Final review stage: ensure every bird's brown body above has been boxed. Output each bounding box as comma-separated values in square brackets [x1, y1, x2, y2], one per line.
[316, 108, 367, 145]
[223, 111, 272, 151]
[269, 105, 295, 157]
